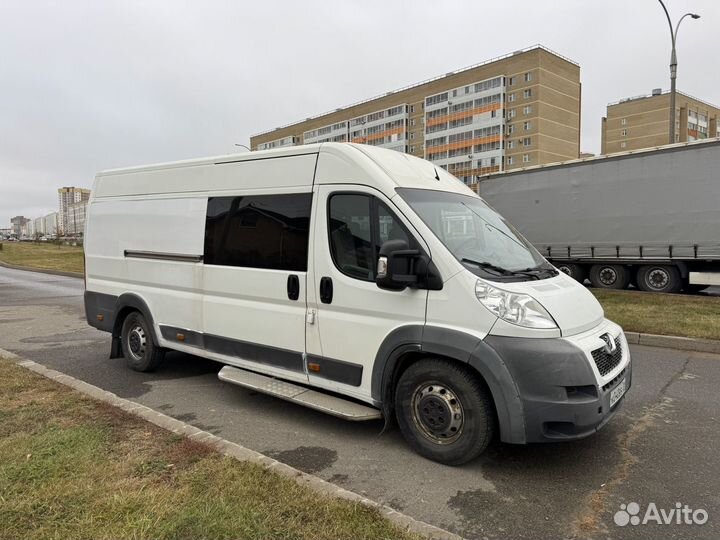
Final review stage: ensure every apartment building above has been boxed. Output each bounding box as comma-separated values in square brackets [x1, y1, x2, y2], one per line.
[601, 90, 720, 154]
[250, 45, 581, 183]
[58, 186, 90, 235]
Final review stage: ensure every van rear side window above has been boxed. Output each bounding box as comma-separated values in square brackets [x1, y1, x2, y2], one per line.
[204, 194, 312, 271]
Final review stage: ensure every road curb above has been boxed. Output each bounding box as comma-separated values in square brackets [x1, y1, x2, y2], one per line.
[625, 331, 720, 354]
[0, 348, 462, 540]
[0, 259, 84, 279]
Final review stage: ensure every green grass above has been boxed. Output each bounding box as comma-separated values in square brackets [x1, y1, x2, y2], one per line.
[0, 358, 418, 540]
[592, 288, 720, 340]
[0, 242, 84, 274]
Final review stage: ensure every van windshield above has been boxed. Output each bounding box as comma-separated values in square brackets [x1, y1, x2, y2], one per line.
[396, 188, 556, 280]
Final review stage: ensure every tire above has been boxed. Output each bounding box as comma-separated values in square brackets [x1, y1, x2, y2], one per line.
[556, 263, 587, 283]
[589, 264, 630, 289]
[121, 311, 165, 372]
[637, 265, 682, 293]
[395, 358, 495, 466]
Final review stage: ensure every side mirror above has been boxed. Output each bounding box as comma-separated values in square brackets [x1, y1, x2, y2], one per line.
[376, 239, 420, 291]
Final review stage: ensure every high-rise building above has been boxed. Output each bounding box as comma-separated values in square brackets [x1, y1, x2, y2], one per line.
[33, 216, 45, 236]
[57, 187, 90, 235]
[43, 212, 58, 237]
[10, 215, 30, 237]
[66, 201, 88, 236]
[601, 90, 720, 154]
[250, 45, 581, 183]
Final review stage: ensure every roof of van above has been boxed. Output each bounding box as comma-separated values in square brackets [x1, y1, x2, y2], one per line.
[92, 143, 474, 199]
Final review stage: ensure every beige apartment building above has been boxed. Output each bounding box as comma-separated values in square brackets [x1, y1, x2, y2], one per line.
[602, 90, 720, 154]
[250, 45, 581, 184]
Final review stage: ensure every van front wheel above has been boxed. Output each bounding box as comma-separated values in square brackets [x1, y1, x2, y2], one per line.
[395, 359, 494, 465]
[121, 312, 165, 372]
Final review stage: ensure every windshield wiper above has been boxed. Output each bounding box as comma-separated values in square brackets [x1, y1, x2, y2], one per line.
[461, 258, 514, 276]
[518, 266, 559, 278]
[462, 258, 549, 280]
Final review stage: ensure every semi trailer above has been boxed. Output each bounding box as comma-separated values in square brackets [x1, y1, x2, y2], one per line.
[477, 137, 720, 293]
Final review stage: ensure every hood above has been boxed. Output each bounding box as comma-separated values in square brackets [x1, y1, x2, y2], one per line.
[490, 272, 604, 336]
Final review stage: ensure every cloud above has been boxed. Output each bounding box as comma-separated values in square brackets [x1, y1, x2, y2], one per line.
[1, 0, 717, 225]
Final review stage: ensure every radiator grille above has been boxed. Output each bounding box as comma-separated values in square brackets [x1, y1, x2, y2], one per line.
[591, 337, 623, 376]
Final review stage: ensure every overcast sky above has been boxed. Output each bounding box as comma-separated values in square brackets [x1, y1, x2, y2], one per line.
[1, 0, 717, 226]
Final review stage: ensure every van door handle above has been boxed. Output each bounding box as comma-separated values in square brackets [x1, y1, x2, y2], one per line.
[287, 274, 300, 301]
[319, 276, 333, 304]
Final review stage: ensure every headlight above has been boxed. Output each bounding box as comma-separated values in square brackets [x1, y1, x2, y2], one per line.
[474, 279, 557, 329]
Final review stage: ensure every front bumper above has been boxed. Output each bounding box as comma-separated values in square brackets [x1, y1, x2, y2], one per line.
[484, 320, 632, 443]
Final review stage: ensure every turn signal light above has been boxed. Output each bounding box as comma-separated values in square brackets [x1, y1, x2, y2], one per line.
[308, 362, 321, 372]
[176, 333, 185, 342]
[96, 314, 104, 322]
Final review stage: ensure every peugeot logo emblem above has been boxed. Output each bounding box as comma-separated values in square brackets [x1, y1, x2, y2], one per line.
[600, 333, 617, 354]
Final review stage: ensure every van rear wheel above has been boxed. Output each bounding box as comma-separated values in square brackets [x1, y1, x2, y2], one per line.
[121, 311, 165, 372]
[395, 358, 494, 465]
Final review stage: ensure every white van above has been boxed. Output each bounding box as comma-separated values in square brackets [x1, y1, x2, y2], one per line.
[84, 143, 631, 465]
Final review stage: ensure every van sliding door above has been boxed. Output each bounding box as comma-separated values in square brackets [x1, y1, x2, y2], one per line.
[201, 191, 312, 383]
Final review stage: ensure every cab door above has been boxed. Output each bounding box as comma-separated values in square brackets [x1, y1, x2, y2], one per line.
[305, 185, 429, 402]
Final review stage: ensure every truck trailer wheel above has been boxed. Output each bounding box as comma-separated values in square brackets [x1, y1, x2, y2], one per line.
[121, 311, 165, 372]
[395, 358, 495, 465]
[589, 264, 630, 289]
[637, 265, 681, 293]
[557, 263, 587, 283]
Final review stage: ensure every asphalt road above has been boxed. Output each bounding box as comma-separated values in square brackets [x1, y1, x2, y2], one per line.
[1, 265, 719, 539]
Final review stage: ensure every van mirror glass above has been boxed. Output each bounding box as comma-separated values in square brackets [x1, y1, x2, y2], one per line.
[376, 239, 420, 290]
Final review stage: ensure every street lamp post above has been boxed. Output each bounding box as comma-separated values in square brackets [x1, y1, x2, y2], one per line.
[658, 1, 700, 145]
[234, 143, 251, 152]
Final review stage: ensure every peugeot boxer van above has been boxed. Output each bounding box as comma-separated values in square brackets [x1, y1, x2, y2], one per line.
[84, 143, 631, 465]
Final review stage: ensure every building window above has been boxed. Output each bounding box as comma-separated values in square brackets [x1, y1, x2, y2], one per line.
[507, 124, 515, 134]
[410, 105, 415, 113]
[507, 156, 514, 165]
[621, 118, 627, 125]
[508, 93, 515, 102]
[523, 137, 532, 146]
[508, 140, 515, 149]
[410, 132, 415, 140]
[524, 72, 533, 82]
[621, 129, 627, 136]
[508, 76, 516, 86]
[204, 194, 312, 271]
[523, 105, 532, 115]
[523, 89, 532, 99]
[508, 109, 516, 119]
[410, 146, 415, 153]
[523, 154, 530, 163]
[523, 121, 531, 131]
[410, 118, 416, 126]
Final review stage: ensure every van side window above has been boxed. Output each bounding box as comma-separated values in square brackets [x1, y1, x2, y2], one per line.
[204, 193, 312, 271]
[328, 194, 374, 281]
[377, 202, 410, 247]
[328, 195, 413, 282]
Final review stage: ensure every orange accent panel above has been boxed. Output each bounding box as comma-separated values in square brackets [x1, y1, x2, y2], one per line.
[426, 135, 501, 158]
[426, 102, 502, 127]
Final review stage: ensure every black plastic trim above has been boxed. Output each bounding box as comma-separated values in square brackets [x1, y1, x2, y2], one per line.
[308, 355, 363, 386]
[159, 325, 304, 373]
[124, 250, 203, 263]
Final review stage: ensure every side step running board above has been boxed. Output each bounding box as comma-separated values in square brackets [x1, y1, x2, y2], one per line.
[218, 366, 382, 422]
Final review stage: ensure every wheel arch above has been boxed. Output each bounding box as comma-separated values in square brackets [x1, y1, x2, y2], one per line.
[372, 325, 527, 444]
[110, 293, 159, 358]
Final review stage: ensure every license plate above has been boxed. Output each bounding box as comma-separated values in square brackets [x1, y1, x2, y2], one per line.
[610, 378, 626, 408]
